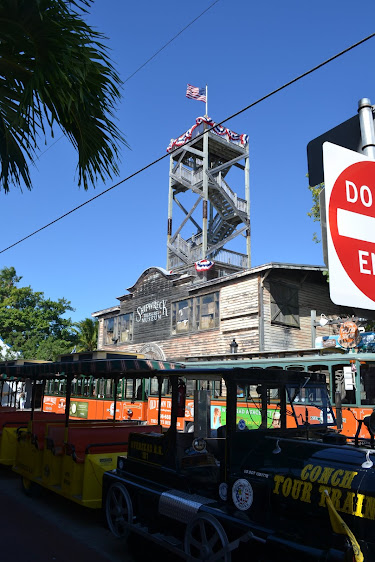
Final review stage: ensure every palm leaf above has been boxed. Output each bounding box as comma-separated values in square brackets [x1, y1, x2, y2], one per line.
[0, 0, 126, 192]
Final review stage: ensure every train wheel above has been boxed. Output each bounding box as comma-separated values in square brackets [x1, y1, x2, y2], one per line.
[184, 513, 231, 561]
[105, 482, 133, 539]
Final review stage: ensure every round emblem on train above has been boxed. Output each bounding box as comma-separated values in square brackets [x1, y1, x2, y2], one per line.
[232, 479, 253, 511]
[219, 482, 228, 501]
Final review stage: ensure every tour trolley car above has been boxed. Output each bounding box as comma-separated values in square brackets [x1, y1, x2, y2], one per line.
[2, 356, 375, 560]
[103, 366, 375, 561]
[0, 354, 178, 507]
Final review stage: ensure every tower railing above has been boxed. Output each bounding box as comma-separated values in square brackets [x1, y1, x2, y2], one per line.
[172, 164, 247, 213]
[169, 237, 247, 269]
[216, 176, 247, 213]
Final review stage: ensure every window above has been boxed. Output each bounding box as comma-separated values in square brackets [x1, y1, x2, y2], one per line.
[105, 380, 114, 398]
[171, 299, 191, 334]
[186, 379, 196, 397]
[270, 282, 299, 328]
[118, 313, 133, 342]
[307, 364, 330, 392]
[171, 292, 220, 334]
[360, 362, 375, 405]
[76, 377, 83, 396]
[97, 379, 105, 398]
[124, 379, 135, 399]
[195, 292, 219, 331]
[334, 364, 356, 405]
[104, 313, 133, 345]
[149, 377, 159, 396]
[117, 379, 124, 399]
[104, 317, 115, 345]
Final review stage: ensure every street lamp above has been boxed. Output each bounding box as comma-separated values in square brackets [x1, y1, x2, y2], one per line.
[230, 338, 238, 354]
[319, 314, 329, 327]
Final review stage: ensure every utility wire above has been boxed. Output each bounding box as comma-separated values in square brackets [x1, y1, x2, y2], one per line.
[123, 0, 220, 84]
[35, 0, 220, 160]
[1, 32, 374, 256]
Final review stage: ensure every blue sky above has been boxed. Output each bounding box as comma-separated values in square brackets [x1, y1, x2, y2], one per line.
[2, 0, 375, 322]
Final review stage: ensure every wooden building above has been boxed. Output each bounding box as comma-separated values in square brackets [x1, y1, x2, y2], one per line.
[93, 117, 373, 361]
[93, 261, 372, 361]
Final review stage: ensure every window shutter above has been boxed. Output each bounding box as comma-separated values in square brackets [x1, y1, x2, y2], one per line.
[270, 283, 299, 328]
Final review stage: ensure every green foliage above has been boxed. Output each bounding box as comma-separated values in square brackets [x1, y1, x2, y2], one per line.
[0, 266, 76, 360]
[307, 181, 324, 244]
[0, 0, 127, 192]
[73, 317, 98, 351]
[365, 320, 375, 332]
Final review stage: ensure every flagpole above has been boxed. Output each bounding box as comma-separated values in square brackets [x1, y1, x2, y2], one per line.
[205, 84, 208, 117]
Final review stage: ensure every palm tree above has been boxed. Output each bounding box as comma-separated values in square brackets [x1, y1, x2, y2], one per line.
[73, 318, 98, 352]
[0, 0, 126, 192]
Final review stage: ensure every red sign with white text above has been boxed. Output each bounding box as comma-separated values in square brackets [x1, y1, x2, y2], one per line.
[323, 143, 375, 309]
[329, 160, 375, 301]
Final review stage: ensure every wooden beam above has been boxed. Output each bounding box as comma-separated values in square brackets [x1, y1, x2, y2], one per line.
[171, 174, 203, 196]
[207, 225, 247, 254]
[234, 162, 245, 170]
[172, 145, 204, 159]
[171, 196, 202, 243]
[172, 151, 186, 174]
[209, 153, 246, 175]
[174, 197, 202, 231]
[167, 242, 190, 264]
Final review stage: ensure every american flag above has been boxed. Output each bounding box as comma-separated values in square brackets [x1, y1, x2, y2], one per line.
[186, 84, 206, 103]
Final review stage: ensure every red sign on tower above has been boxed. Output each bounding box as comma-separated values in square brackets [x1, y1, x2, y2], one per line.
[323, 142, 375, 309]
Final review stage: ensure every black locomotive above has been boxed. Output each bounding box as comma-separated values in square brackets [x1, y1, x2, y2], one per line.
[103, 367, 375, 561]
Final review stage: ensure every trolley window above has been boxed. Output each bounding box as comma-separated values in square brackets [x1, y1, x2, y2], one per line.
[334, 363, 356, 405]
[360, 361, 375, 405]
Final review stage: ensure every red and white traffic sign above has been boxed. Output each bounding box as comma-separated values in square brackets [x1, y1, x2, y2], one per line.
[323, 142, 375, 309]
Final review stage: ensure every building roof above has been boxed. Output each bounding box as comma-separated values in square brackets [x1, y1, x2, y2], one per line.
[91, 262, 327, 318]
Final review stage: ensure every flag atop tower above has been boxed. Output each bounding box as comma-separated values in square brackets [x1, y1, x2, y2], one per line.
[186, 84, 206, 102]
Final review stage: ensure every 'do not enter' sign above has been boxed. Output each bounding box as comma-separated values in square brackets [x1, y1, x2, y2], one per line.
[323, 142, 375, 309]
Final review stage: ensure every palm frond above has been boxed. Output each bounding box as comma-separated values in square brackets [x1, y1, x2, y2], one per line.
[0, 0, 126, 192]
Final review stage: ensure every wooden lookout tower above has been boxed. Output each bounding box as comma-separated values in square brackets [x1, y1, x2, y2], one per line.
[166, 117, 250, 276]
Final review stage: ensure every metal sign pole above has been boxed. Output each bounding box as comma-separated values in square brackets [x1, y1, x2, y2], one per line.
[358, 97, 375, 159]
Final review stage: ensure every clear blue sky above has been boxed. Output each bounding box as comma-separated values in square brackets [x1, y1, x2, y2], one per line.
[1, 0, 375, 322]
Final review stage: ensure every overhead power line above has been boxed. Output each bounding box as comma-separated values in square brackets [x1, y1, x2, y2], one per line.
[1, 32, 374, 256]
[35, 0, 220, 161]
[123, 0, 220, 84]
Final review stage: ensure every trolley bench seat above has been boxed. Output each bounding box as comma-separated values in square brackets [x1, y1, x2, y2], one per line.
[0, 413, 29, 434]
[66, 425, 162, 462]
[45, 421, 144, 455]
[0, 411, 64, 434]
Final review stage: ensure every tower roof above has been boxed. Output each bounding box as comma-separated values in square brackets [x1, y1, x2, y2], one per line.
[167, 116, 248, 153]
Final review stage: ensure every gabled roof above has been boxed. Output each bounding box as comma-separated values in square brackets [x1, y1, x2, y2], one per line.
[91, 262, 328, 318]
[125, 266, 180, 294]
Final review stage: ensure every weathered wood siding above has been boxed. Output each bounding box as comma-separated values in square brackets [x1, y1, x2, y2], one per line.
[96, 265, 367, 361]
[263, 276, 344, 351]
[98, 272, 260, 360]
[219, 277, 259, 352]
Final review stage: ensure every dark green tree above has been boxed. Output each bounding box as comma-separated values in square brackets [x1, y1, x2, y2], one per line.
[73, 317, 98, 351]
[0, 0, 126, 192]
[0, 266, 76, 359]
